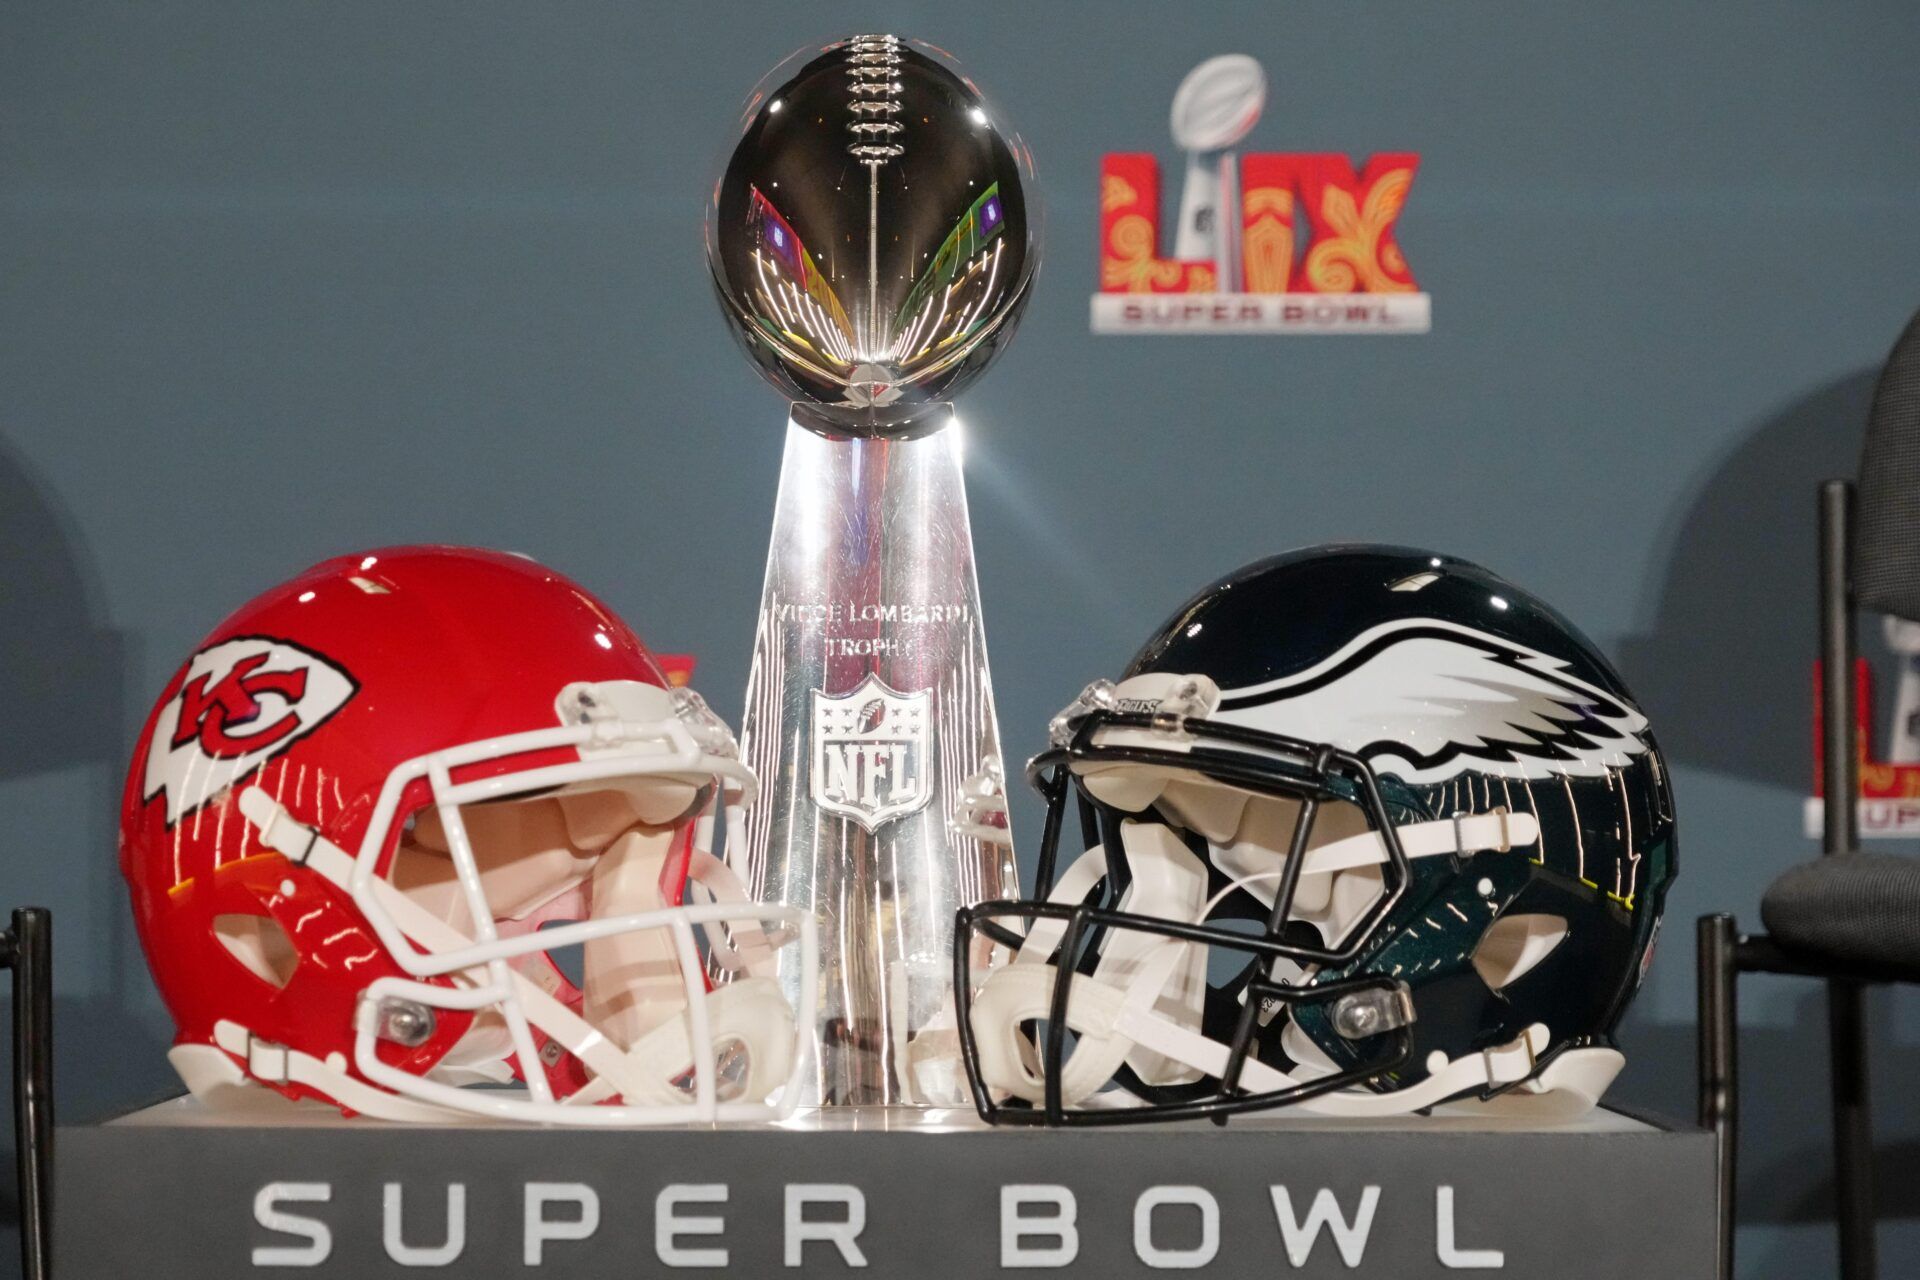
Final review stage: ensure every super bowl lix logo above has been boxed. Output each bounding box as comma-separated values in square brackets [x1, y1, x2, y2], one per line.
[1808, 619, 1920, 838]
[810, 675, 932, 832]
[1092, 54, 1429, 335]
[144, 637, 357, 825]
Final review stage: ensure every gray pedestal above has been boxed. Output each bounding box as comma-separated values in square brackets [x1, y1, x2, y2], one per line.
[58, 1100, 1713, 1277]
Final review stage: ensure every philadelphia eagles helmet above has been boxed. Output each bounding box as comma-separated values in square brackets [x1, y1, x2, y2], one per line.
[955, 545, 1675, 1124]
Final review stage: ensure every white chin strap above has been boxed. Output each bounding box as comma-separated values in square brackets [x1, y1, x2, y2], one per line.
[190, 787, 817, 1126]
[968, 808, 1615, 1118]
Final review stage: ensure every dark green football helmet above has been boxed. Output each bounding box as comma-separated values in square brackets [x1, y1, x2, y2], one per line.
[955, 545, 1676, 1125]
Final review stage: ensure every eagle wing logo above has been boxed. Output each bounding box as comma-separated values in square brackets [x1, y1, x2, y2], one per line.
[1213, 619, 1649, 784]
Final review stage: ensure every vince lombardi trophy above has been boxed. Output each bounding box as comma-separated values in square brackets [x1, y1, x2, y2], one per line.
[707, 35, 1037, 1107]
[1171, 54, 1266, 293]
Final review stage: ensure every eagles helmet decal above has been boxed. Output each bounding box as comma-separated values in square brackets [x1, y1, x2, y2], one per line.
[1214, 618, 1652, 785]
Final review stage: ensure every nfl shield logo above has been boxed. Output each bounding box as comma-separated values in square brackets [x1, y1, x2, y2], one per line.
[810, 674, 933, 832]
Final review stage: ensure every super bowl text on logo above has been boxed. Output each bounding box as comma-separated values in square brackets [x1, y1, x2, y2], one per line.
[810, 674, 932, 832]
[143, 637, 357, 825]
[1092, 54, 1430, 335]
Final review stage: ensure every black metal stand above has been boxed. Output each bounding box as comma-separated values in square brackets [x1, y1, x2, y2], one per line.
[1698, 920, 1894, 1280]
[1817, 478, 1878, 1280]
[1, 907, 52, 1280]
[1697, 913, 1737, 1280]
[1829, 978, 1876, 1278]
[1697, 482, 1884, 1280]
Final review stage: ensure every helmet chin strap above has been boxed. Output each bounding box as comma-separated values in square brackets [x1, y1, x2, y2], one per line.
[976, 960, 1552, 1117]
[224, 787, 811, 1125]
[969, 808, 1577, 1118]
[1208, 807, 1539, 917]
[970, 822, 1209, 1105]
[1306, 806, 1535, 873]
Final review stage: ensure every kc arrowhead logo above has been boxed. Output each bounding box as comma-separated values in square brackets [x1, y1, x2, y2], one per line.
[810, 674, 932, 832]
[144, 636, 357, 825]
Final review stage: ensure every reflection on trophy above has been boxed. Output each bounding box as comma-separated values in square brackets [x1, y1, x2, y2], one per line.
[706, 35, 1036, 1107]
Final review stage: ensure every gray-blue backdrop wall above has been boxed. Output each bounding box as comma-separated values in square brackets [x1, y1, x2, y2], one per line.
[4, 3, 1917, 1274]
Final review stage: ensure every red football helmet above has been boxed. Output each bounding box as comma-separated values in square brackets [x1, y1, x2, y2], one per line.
[121, 546, 816, 1124]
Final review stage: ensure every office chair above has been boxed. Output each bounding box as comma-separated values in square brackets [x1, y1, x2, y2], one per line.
[1699, 307, 1920, 1280]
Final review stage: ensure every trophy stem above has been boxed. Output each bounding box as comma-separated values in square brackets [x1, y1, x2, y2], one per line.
[739, 412, 1016, 1109]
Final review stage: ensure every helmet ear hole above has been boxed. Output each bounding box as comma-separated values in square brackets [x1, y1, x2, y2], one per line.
[1470, 913, 1569, 991]
[213, 912, 299, 989]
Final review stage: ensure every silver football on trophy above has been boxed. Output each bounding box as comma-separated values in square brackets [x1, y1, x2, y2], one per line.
[707, 35, 1039, 438]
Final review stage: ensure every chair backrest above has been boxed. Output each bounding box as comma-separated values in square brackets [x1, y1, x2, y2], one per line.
[1854, 308, 1920, 622]
[1822, 307, 1920, 853]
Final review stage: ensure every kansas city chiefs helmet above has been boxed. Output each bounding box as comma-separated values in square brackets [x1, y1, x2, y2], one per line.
[121, 546, 816, 1124]
[955, 545, 1675, 1124]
